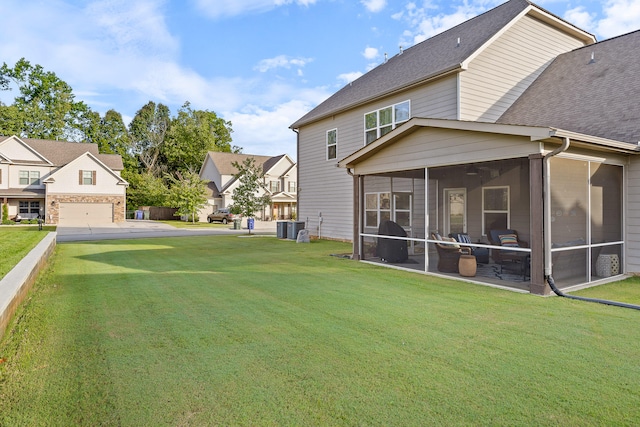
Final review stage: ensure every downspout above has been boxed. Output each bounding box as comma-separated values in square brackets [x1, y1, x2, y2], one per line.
[543, 137, 640, 310]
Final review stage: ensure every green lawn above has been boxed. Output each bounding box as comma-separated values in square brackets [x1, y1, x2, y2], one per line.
[0, 226, 55, 279]
[1, 235, 640, 426]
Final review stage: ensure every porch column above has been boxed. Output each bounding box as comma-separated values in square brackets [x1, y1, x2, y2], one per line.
[352, 173, 362, 260]
[529, 154, 549, 295]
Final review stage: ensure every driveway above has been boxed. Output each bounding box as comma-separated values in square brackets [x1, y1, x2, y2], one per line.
[56, 219, 277, 242]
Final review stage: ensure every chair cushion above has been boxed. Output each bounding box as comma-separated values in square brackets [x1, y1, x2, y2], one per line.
[452, 233, 472, 244]
[442, 236, 460, 248]
[499, 234, 519, 247]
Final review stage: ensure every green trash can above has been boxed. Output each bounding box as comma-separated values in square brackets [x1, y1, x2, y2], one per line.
[233, 218, 242, 230]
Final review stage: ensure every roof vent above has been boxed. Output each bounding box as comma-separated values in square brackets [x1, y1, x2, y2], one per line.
[384, 53, 388, 63]
[589, 52, 596, 64]
[457, 37, 460, 47]
[399, 45, 403, 54]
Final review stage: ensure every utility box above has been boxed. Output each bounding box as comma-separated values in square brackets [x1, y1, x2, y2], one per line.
[287, 221, 305, 240]
[277, 221, 288, 239]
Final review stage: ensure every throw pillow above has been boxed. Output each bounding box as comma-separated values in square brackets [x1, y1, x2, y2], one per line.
[442, 236, 460, 248]
[499, 234, 519, 247]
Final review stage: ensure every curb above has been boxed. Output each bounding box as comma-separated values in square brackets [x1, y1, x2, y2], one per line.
[0, 232, 56, 341]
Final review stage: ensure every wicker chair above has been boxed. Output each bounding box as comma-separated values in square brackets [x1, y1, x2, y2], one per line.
[487, 229, 528, 264]
[431, 233, 470, 273]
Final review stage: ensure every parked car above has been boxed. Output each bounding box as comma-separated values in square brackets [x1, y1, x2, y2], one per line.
[207, 208, 236, 224]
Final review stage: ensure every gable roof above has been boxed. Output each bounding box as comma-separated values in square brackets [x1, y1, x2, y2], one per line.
[42, 151, 128, 186]
[290, 0, 594, 129]
[205, 152, 274, 175]
[498, 30, 640, 144]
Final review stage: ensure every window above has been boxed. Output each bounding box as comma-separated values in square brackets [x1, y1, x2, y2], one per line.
[19, 170, 40, 185]
[364, 100, 410, 144]
[288, 181, 297, 193]
[19, 201, 40, 215]
[482, 186, 510, 235]
[327, 129, 337, 160]
[269, 181, 280, 192]
[365, 192, 391, 228]
[393, 193, 412, 228]
[80, 170, 96, 185]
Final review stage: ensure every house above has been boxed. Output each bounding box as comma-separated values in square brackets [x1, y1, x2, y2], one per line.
[0, 135, 127, 224]
[199, 151, 297, 221]
[290, 0, 640, 295]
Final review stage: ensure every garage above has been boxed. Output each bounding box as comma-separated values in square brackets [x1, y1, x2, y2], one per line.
[58, 202, 114, 225]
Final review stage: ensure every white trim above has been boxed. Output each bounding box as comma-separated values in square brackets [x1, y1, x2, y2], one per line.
[327, 128, 338, 161]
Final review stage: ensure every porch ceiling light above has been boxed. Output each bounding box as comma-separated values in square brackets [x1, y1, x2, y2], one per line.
[466, 166, 479, 176]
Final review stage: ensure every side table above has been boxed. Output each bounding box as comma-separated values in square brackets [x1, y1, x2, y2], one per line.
[459, 254, 477, 277]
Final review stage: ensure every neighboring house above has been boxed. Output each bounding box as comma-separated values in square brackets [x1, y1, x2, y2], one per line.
[290, 0, 640, 295]
[0, 135, 127, 225]
[199, 151, 297, 221]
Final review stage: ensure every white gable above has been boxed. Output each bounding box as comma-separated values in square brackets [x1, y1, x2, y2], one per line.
[0, 136, 50, 164]
[45, 152, 126, 195]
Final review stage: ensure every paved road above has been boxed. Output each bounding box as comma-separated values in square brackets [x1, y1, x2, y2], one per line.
[56, 219, 277, 242]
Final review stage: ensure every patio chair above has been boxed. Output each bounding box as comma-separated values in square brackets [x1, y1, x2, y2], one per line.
[449, 233, 489, 264]
[431, 232, 471, 273]
[488, 229, 530, 277]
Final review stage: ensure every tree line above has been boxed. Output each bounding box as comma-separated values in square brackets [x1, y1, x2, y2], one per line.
[0, 58, 240, 209]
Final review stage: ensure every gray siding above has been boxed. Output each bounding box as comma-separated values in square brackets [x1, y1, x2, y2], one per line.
[298, 76, 459, 241]
[352, 127, 539, 175]
[460, 15, 589, 123]
[626, 157, 640, 274]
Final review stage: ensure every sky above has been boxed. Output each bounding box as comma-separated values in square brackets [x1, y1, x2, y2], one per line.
[1, 0, 639, 159]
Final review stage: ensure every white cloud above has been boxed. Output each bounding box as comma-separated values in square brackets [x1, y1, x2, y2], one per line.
[395, 1, 494, 47]
[361, 0, 386, 13]
[596, 0, 640, 38]
[194, 0, 317, 18]
[563, 6, 595, 33]
[363, 46, 380, 60]
[337, 72, 364, 85]
[254, 55, 313, 73]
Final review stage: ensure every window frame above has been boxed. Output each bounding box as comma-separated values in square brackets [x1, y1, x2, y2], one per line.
[482, 186, 510, 235]
[82, 170, 94, 185]
[19, 170, 40, 186]
[363, 100, 411, 145]
[327, 128, 337, 160]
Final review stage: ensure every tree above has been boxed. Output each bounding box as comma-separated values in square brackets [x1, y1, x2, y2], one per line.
[166, 170, 209, 223]
[229, 157, 271, 234]
[162, 102, 235, 173]
[0, 58, 88, 140]
[129, 101, 171, 175]
[122, 170, 169, 209]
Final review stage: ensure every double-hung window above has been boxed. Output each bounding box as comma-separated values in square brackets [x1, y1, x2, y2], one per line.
[482, 186, 510, 234]
[364, 100, 410, 145]
[327, 129, 337, 160]
[288, 181, 296, 193]
[269, 181, 280, 192]
[80, 170, 96, 185]
[19, 170, 40, 185]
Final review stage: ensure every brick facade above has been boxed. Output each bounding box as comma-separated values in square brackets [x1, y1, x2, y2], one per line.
[45, 194, 126, 224]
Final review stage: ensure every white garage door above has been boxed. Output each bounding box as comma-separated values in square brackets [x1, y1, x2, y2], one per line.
[59, 203, 114, 225]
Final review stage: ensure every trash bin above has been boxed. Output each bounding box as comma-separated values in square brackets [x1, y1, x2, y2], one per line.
[287, 221, 305, 240]
[135, 210, 143, 220]
[143, 210, 150, 220]
[277, 221, 288, 239]
[233, 218, 242, 230]
[247, 218, 254, 230]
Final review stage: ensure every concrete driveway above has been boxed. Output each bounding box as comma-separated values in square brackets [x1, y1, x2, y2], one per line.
[56, 219, 277, 242]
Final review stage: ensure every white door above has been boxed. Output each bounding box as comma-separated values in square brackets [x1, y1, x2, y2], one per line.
[444, 188, 466, 235]
[59, 203, 114, 225]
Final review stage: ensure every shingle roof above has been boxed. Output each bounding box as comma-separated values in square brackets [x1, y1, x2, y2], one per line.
[290, 0, 534, 129]
[498, 30, 640, 144]
[207, 151, 277, 175]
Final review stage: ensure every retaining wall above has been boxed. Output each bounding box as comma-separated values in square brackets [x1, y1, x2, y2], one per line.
[0, 232, 56, 341]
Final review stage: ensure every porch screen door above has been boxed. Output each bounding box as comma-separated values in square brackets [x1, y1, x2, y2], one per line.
[444, 188, 466, 235]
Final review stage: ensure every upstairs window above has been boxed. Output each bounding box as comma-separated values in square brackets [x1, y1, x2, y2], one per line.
[364, 100, 410, 145]
[19, 170, 40, 185]
[288, 181, 297, 193]
[269, 180, 280, 192]
[80, 170, 96, 185]
[327, 129, 337, 160]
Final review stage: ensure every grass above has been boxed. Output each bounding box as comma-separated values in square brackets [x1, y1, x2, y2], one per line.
[0, 226, 56, 279]
[1, 235, 640, 425]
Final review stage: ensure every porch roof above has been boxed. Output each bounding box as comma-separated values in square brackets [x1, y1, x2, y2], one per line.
[337, 118, 640, 169]
[0, 188, 45, 198]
